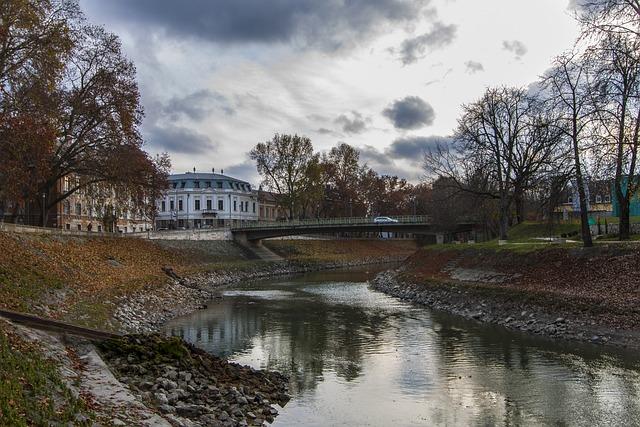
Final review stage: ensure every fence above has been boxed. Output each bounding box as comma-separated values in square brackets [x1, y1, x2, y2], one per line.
[233, 215, 432, 229]
[0, 222, 149, 238]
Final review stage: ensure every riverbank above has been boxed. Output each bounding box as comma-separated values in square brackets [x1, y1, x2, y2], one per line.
[0, 231, 416, 425]
[371, 245, 640, 350]
[0, 231, 415, 330]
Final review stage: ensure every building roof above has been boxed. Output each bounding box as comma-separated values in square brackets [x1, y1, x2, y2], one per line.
[169, 172, 251, 185]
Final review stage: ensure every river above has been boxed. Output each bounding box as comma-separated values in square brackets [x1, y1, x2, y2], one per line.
[164, 266, 640, 426]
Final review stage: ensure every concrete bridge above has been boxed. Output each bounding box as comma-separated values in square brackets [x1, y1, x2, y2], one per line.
[230, 215, 474, 244]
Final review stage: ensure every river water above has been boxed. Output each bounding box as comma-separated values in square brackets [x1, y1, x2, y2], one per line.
[164, 266, 640, 426]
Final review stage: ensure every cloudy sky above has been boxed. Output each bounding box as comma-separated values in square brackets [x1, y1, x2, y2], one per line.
[81, 0, 580, 184]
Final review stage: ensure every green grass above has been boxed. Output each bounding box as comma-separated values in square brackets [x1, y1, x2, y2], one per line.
[598, 215, 640, 224]
[505, 221, 581, 241]
[0, 325, 91, 426]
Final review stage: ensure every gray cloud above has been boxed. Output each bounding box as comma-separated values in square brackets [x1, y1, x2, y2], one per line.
[316, 128, 336, 135]
[396, 21, 457, 65]
[382, 96, 435, 130]
[464, 60, 484, 74]
[163, 89, 234, 121]
[502, 40, 528, 59]
[146, 124, 215, 155]
[225, 160, 259, 184]
[387, 135, 452, 161]
[359, 144, 393, 166]
[86, 0, 431, 51]
[334, 111, 370, 134]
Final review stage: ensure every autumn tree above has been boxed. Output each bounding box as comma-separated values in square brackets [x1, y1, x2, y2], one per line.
[320, 143, 362, 217]
[1, 2, 169, 226]
[250, 134, 318, 219]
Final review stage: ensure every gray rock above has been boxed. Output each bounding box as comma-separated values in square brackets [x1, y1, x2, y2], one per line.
[176, 403, 205, 418]
[155, 392, 169, 405]
[159, 404, 176, 414]
[111, 420, 126, 427]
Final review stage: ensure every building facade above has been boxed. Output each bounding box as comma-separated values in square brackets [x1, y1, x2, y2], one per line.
[254, 189, 285, 221]
[155, 172, 258, 229]
[54, 176, 152, 233]
[557, 179, 613, 219]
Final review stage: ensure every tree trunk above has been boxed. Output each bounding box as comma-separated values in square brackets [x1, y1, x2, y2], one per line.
[619, 198, 631, 240]
[499, 198, 509, 240]
[575, 176, 593, 247]
[572, 121, 593, 247]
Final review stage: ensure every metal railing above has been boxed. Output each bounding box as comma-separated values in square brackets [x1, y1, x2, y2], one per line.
[232, 215, 431, 229]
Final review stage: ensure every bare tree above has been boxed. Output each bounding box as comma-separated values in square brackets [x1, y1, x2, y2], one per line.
[425, 87, 564, 240]
[590, 33, 640, 239]
[542, 51, 597, 246]
[578, 0, 640, 38]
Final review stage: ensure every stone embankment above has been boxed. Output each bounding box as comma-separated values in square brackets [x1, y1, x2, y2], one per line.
[371, 269, 640, 350]
[98, 335, 289, 427]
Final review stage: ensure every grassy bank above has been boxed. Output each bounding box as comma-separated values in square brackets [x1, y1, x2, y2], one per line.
[0, 320, 91, 426]
[399, 244, 640, 333]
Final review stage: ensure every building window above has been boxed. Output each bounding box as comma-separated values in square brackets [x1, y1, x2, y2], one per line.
[195, 199, 201, 210]
[595, 195, 602, 203]
[568, 196, 573, 204]
[178, 199, 183, 211]
[172, 182, 177, 189]
[194, 181, 200, 188]
[77, 224, 81, 231]
[605, 195, 611, 203]
[180, 182, 186, 188]
[75, 203, 82, 216]
[206, 181, 211, 188]
[233, 200, 237, 211]
[170, 200, 175, 211]
[206, 199, 212, 210]
[63, 201, 70, 214]
[98, 225, 102, 232]
[161, 201, 166, 212]
[66, 223, 70, 230]
[217, 182, 223, 189]
[253, 202, 256, 213]
[218, 200, 224, 210]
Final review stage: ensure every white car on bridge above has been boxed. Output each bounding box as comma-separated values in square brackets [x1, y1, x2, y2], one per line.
[373, 216, 398, 224]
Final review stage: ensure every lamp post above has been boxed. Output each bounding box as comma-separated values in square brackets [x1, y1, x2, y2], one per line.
[41, 193, 46, 227]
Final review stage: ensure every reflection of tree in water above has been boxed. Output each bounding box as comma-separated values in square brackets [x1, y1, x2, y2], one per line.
[257, 296, 391, 393]
[427, 311, 640, 426]
[167, 285, 394, 395]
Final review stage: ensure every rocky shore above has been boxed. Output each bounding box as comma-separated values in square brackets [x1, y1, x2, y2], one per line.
[371, 269, 640, 350]
[115, 257, 407, 333]
[97, 334, 290, 427]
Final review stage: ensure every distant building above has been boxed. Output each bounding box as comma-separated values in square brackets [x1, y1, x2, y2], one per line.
[0, 175, 152, 233]
[155, 171, 258, 229]
[254, 189, 285, 221]
[557, 179, 613, 219]
[55, 176, 152, 233]
[611, 176, 640, 217]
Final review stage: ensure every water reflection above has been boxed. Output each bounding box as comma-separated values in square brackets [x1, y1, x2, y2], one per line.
[165, 268, 640, 426]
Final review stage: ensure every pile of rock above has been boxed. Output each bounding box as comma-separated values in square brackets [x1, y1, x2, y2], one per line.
[97, 334, 290, 426]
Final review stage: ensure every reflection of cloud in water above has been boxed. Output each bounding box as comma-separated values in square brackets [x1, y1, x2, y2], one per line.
[222, 290, 297, 300]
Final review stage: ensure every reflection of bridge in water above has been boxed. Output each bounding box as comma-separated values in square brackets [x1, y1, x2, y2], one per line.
[231, 215, 475, 243]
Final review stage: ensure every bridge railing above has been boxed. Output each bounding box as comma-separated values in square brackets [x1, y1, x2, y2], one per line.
[232, 215, 431, 230]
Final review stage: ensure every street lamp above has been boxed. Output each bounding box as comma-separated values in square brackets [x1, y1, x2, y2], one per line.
[41, 193, 46, 227]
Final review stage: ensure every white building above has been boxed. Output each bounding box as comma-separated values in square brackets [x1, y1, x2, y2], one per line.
[155, 171, 258, 229]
